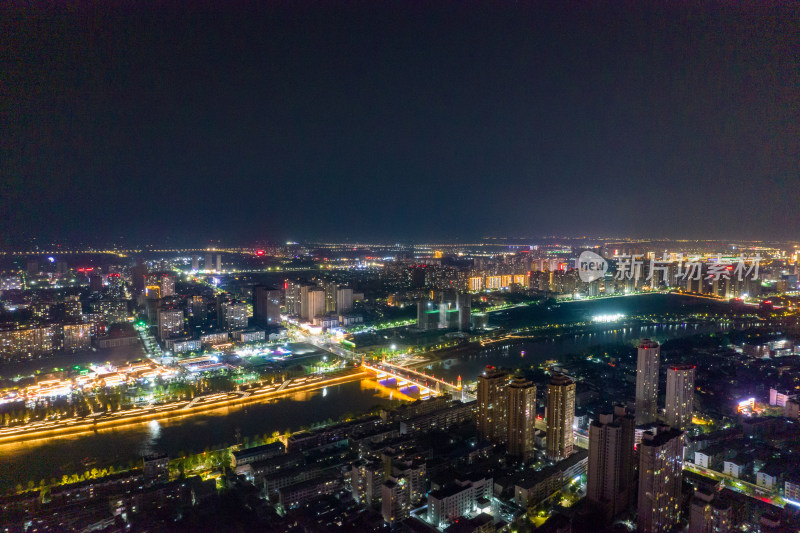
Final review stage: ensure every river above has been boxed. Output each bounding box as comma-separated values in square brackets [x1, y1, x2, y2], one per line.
[0, 294, 750, 490]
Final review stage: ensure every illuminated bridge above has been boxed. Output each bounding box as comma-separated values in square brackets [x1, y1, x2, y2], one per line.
[361, 358, 474, 401]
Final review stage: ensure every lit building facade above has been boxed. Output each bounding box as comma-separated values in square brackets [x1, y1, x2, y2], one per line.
[665, 364, 695, 430]
[427, 476, 493, 529]
[301, 288, 325, 321]
[0, 326, 58, 358]
[637, 425, 684, 533]
[157, 309, 184, 340]
[477, 366, 509, 443]
[253, 285, 282, 325]
[335, 287, 353, 314]
[635, 339, 660, 425]
[221, 301, 249, 330]
[62, 323, 92, 352]
[468, 276, 484, 291]
[546, 374, 576, 461]
[587, 406, 636, 521]
[382, 478, 409, 524]
[688, 488, 731, 533]
[506, 377, 536, 460]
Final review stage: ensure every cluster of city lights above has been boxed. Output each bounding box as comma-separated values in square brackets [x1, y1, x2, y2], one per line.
[592, 313, 625, 323]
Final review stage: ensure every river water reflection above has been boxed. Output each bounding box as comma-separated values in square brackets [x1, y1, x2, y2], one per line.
[0, 294, 749, 489]
[0, 379, 402, 489]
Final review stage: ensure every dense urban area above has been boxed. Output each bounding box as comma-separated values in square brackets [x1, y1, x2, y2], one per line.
[0, 239, 799, 532]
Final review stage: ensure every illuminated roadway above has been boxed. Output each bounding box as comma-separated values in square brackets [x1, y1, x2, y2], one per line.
[684, 462, 787, 508]
[0, 369, 369, 445]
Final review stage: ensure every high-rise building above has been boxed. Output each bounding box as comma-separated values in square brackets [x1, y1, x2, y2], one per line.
[689, 487, 731, 533]
[190, 295, 207, 326]
[157, 308, 184, 340]
[205, 253, 213, 270]
[468, 276, 484, 291]
[191, 256, 199, 271]
[89, 274, 104, 292]
[31, 302, 52, 322]
[637, 425, 684, 533]
[335, 287, 354, 314]
[438, 302, 459, 329]
[457, 292, 471, 331]
[301, 288, 325, 321]
[132, 261, 147, 293]
[64, 298, 83, 322]
[254, 285, 282, 325]
[477, 366, 509, 443]
[145, 285, 161, 299]
[318, 280, 338, 313]
[382, 477, 410, 525]
[215, 254, 222, 272]
[0, 326, 58, 357]
[221, 301, 249, 330]
[91, 300, 128, 324]
[351, 460, 385, 509]
[546, 374, 576, 461]
[416, 301, 440, 331]
[160, 272, 175, 297]
[635, 339, 660, 425]
[506, 376, 536, 460]
[665, 364, 696, 430]
[145, 272, 175, 298]
[284, 280, 302, 316]
[143, 453, 170, 485]
[299, 284, 312, 318]
[587, 406, 636, 522]
[62, 323, 92, 352]
[392, 457, 427, 505]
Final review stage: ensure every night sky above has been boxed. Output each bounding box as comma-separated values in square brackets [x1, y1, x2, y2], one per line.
[2, 2, 798, 245]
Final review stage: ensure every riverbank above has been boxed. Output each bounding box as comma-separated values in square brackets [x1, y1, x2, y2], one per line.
[0, 369, 368, 445]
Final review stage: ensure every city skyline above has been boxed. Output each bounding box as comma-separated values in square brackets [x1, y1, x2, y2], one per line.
[2, 2, 799, 531]
[1, 236, 799, 531]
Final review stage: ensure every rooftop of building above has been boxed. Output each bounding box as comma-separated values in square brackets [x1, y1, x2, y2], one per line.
[232, 440, 285, 458]
[443, 513, 493, 533]
[640, 426, 683, 447]
[429, 482, 473, 500]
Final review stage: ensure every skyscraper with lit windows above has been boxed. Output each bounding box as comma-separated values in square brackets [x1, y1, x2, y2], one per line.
[635, 339, 660, 425]
[637, 425, 684, 533]
[506, 376, 536, 460]
[546, 373, 575, 461]
[476, 366, 509, 443]
[587, 405, 635, 521]
[665, 364, 696, 430]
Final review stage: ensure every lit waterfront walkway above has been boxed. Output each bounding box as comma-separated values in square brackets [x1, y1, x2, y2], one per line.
[0, 369, 368, 444]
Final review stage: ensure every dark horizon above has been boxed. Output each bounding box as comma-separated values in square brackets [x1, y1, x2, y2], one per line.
[3, 2, 798, 245]
[3, 234, 799, 253]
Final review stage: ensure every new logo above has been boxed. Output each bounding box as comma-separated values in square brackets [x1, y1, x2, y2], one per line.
[578, 251, 608, 282]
